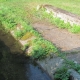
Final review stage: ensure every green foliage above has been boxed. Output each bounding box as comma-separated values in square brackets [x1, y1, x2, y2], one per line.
[21, 32, 33, 40]
[1, 1, 80, 79]
[54, 59, 80, 80]
[14, 30, 23, 38]
[64, 59, 80, 74]
[0, 2, 59, 59]
[0, 7, 18, 30]
[31, 38, 58, 59]
[54, 66, 70, 80]
[69, 24, 80, 33]
[38, 9, 80, 33]
[31, 45, 46, 59]
[52, 18, 71, 29]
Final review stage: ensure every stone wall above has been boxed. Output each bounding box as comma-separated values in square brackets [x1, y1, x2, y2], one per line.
[42, 5, 80, 26]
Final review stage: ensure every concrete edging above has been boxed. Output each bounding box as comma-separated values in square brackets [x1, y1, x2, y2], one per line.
[38, 4, 80, 26]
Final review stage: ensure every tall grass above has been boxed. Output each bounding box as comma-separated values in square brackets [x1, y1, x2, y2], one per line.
[0, 0, 80, 15]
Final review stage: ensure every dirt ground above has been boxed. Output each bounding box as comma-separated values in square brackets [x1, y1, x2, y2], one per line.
[32, 21, 80, 52]
[32, 21, 80, 79]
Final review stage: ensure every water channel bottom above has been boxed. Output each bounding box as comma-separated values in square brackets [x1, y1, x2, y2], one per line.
[0, 24, 52, 80]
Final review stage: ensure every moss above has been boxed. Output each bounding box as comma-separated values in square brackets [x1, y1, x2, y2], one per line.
[21, 32, 33, 40]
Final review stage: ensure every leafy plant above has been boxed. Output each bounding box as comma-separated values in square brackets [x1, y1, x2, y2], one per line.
[69, 24, 80, 33]
[30, 38, 58, 59]
[31, 45, 46, 59]
[14, 30, 23, 38]
[54, 59, 80, 80]
[54, 66, 70, 80]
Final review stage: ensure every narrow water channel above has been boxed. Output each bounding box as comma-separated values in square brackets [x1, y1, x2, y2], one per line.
[0, 21, 52, 80]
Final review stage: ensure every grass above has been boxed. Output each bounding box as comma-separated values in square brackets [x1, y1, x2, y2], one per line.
[54, 66, 70, 80]
[0, 0, 80, 58]
[7, 0, 80, 15]
[35, 8, 80, 33]
[31, 38, 58, 59]
[0, 1, 59, 59]
[1, 0, 80, 79]
[0, 0, 80, 14]
[0, 0, 80, 29]
[54, 59, 80, 80]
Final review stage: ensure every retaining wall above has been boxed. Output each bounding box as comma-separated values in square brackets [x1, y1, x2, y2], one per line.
[42, 5, 80, 26]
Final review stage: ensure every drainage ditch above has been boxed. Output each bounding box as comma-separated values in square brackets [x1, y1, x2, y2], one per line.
[0, 22, 52, 80]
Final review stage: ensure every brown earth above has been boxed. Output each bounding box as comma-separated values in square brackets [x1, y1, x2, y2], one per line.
[32, 21, 80, 79]
[32, 21, 80, 53]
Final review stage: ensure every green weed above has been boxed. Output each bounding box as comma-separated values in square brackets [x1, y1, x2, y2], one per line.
[0, 3, 59, 59]
[69, 24, 80, 33]
[37, 9, 80, 33]
[54, 59, 80, 80]
[54, 66, 70, 80]
[14, 30, 23, 39]
[30, 38, 58, 59]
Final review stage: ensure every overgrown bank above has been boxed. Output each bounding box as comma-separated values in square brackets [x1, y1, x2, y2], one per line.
[1, 1, 80, 80]
[0, 4, 59, 59]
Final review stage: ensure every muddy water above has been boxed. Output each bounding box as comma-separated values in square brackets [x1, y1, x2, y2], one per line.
[0, 22, 52, 80]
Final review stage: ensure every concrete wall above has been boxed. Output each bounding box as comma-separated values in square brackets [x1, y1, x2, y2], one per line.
[43, 5, 80, 26]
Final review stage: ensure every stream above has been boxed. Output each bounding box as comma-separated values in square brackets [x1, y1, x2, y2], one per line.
[0, 21, 52, 80]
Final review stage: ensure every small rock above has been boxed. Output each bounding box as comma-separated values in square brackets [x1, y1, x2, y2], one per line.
[56, 63, 59, 66]
[74, 61, 78, 64]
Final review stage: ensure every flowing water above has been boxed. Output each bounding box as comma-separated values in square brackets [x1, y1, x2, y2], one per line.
[0, 21, 52, 80]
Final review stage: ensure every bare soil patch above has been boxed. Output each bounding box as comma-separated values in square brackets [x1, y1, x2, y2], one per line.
[32, 21, 80, 53]
[32, 21, 80, 79]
